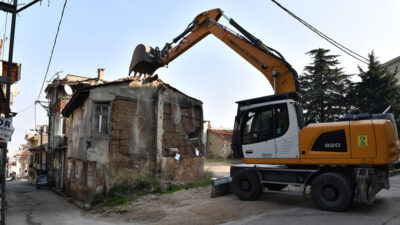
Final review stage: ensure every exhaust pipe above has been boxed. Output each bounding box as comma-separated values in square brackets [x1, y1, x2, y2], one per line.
[129, 44, 164, 76]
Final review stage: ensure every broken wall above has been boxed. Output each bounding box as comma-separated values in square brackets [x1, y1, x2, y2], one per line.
[160, 88, 204, 181]
[108, 80, 204, 187]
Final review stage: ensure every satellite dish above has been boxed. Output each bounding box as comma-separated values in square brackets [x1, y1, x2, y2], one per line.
[64, 84, 73, 96]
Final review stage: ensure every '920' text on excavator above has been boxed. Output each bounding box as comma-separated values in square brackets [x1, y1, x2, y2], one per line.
[129, 8, 399, 211]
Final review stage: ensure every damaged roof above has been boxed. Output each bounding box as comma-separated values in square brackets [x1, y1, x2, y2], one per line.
[44, 74, 106, 95]
[62, 75, 202, 117]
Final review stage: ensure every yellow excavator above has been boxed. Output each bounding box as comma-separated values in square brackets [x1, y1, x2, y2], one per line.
[129, 8, 399, 211]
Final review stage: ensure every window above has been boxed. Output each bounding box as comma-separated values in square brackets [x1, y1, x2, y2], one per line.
[62, 118, 66, 135]
[81, 162, 88, 187]
[295, 103, 305, 128]
[35, 153, 39, 163]
[275, 104, 289, 138]
[70, 160, 76, 181]
[94, 103, 110, 135]
[242, 106, 274, 145]
[56, 117, 66, 135]
[242, 104, 290, 145]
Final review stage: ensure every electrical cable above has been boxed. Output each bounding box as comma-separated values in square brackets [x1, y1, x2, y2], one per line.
[36, 0, 68, 101]
[16, 103, 35, 114]
[271, 0, 369, 64]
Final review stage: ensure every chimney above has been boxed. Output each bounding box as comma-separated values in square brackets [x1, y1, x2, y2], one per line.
[97, 68, 105, 80]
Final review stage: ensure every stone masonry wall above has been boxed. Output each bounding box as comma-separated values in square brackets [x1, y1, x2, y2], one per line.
[160, 89, 204, 181]
[108, 98, 157, 187]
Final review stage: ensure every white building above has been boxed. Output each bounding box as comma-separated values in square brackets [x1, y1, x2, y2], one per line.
[383, 56, 400, 82]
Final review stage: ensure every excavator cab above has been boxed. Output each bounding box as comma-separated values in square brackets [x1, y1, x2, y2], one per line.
[231, 92, 303, 159]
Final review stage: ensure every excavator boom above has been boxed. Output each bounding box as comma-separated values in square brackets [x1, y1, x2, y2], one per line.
[129, 8, 299, 94]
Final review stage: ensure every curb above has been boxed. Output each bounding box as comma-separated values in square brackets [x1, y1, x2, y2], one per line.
[389, 169, 400, 177]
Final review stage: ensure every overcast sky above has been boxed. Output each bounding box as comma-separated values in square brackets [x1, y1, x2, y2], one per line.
[2, 0, 400, 155]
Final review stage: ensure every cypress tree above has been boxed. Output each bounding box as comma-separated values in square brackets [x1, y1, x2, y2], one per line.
[300, 48, 352, 123]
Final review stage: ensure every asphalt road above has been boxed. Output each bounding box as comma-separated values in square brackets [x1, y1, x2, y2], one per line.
[5, 180, 130, 225]
[224, 175, 400, 225]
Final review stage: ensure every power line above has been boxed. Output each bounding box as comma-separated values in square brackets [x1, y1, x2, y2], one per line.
[270, 0, 369, 65]
[36, 0, 68, 101]
[16, 103, 35, 114]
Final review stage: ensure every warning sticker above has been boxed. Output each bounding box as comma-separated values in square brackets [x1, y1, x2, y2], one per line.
[358, 135, 368, 148]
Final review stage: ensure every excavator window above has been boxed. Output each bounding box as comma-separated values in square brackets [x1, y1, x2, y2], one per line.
[275, 104, 289, 138]
[242, 104, 290, 145]
[242, 106, 274, 144]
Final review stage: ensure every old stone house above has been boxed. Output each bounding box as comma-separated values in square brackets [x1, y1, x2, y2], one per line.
[62, 77, 204, 203]
[25, 126, 48, 184]
[206, 129, 233, 159]
[45, 70, 105, 190]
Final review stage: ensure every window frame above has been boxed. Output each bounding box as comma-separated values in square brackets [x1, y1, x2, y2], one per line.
[240, 103, 290, 145]
[55, 116, 66, 136]
[274, 103, 290, 139]
[241, 105, 275, 145]
[92, 102, 111, 136]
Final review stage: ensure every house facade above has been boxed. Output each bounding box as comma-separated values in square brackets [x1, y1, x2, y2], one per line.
[62, 77, 204, 203]
[15, 148, 28, 179]
[45, 70, 105, 191]
[206, 129, 233, 159]
[25, 126, 48, 184]
[383, 55, 400, 83]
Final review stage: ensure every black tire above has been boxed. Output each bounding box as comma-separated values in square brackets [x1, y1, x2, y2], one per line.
[232, 169, 262, 201]
[265, 184, 288, 191]
[311, 172, 354, 212]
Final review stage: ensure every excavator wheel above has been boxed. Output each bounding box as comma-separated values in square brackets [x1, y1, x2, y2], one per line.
[232, 169, 262, 201]
[311, 172, 354, 212]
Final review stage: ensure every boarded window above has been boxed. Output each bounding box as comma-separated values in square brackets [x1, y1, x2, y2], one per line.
[81, 162, 88, 187]
[70, 160, 76, 181]
[94, 103, 110, 135]
[62, 118, 66, 135]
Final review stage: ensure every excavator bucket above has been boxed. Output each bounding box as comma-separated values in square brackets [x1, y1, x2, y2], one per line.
[129, 44, 164, 76]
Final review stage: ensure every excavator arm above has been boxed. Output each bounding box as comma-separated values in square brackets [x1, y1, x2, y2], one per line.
[129, 8, 299, 94]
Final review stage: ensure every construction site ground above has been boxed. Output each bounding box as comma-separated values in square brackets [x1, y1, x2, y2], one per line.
[7, 162, 400, 225]
[88, 162, 400, 225]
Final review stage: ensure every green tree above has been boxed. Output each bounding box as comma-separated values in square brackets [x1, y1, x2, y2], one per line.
[300, 48, 352, 123]
[352, 52, 400, 124]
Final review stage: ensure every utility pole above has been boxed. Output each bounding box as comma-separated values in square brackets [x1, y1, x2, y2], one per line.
[0, 1, 42, 224]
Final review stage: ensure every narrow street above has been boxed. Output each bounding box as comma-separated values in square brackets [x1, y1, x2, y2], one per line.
[5, 175, 400, 225]
[5, 180, 130, 225]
